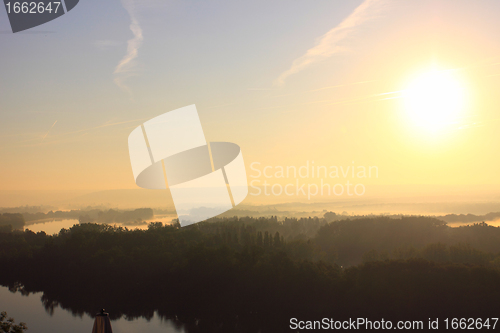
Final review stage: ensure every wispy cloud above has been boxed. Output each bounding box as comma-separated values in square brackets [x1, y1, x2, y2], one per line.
[5, 117, 151, 149]
[114, 0, 144, 98]
[41, 120, 57, 141]
[275, 0, 387, 86]
[307, 80, 376, 93]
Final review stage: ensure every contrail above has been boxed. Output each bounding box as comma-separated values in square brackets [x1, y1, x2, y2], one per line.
[275, 0, 387, 86]
[114, 0, 143, 98]
[41, 120, 57, 141]
[307, 80, 376, 93]
[17, 117, 149, 145]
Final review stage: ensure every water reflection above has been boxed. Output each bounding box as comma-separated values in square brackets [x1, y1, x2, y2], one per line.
[23, 217, 176, 235]
[24, 219, 81, 234]
[447, 220, 500, 228]
[0, 281, 274, 333]
[0, 286, 185, 333]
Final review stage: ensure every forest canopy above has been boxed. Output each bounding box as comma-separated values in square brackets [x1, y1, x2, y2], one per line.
[1, 215, 500, 332]
[0, 214, 24, 231]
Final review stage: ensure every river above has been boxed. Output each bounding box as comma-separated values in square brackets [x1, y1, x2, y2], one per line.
[3, 217, 187, 332]
[23, 216, 177, 235]
[0, 286, 186, 333]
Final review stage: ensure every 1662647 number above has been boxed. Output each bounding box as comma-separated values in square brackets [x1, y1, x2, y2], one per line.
[444, 318, 498, 330]
[5, 2, 61, 14]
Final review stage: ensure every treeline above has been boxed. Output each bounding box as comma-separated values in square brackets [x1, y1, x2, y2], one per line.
[438, 212, 500, 223]
[6, 215, 500, 266]
[5, 214, 500, 266]
[197, 215, 500, 266]
[1, 216, 500, 332]
[23, 209, 87, 222]
[0, 213, 24, 231]
[78, 208, 153, 224]
[0, 205, 56, 214]
[315, 217, 500, 266]
[22, 208, 153, 224]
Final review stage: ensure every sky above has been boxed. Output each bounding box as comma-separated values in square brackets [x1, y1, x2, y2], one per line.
[1, 0, 500, 206]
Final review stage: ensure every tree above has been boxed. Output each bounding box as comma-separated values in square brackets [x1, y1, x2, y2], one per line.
[0, 214, 25, 230]
[0, 312, 27, 333]
[323, 211, 337, 222]
[273, 231, 281, 247]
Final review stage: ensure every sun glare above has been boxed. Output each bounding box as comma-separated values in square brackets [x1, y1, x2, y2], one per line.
[403, 69, 466, 132]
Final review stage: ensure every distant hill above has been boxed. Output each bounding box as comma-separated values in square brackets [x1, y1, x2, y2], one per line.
[437, 212, 500, 223]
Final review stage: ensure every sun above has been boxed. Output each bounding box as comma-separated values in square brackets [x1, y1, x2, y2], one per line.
[403, 69, 466, 132]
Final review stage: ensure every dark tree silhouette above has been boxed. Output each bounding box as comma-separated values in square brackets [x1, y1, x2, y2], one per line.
[0, 312, 27, 333]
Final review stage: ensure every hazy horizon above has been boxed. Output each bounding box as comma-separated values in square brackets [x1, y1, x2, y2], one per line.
[3, 184, 500, 216]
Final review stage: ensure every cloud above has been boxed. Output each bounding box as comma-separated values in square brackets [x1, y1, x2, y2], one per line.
[7, 117, 151, 149]
[274, 0, 387, 86]
[114, 0, 144, 98]
[41, 120, 57, 141]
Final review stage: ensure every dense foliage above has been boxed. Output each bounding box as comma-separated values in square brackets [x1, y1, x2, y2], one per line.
[1, 216, 500, 332]
[0, 214, 24, 231]
[78, 208, 153, 224]
[21, 208, 153, 225]
[0, 312, 27, 333]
